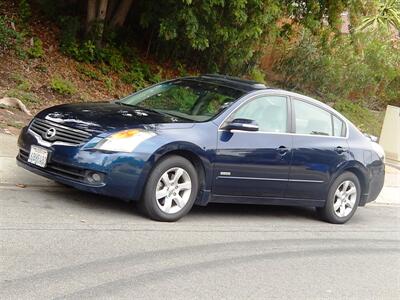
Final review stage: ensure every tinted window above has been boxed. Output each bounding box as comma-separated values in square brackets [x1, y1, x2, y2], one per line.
[230, 96, 287, 133]
[333, 115, 345, 137]
[294, 100, 332, 136]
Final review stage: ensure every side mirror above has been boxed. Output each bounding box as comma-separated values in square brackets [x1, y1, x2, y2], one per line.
[224, 118, 259, 132]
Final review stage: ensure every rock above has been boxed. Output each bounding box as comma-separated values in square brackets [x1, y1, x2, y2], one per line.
[0, 97, 32, 116]
[4, 129, 12, 135]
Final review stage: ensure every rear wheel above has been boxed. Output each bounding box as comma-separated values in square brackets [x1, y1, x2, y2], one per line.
[317, 172, 360, 224]
[140, 155, 199, 222]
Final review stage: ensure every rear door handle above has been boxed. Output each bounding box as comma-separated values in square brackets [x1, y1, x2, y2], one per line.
[335, 146, 347, 154]
[276, 145, 289, 154]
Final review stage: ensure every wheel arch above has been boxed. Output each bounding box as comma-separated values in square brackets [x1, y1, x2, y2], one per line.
[134, 142, 213, 204]
[331, 161, 370, 206]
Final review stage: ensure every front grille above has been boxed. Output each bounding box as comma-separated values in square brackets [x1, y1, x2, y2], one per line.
[19, 149, 86, 182]
[29, 118, 92, 146]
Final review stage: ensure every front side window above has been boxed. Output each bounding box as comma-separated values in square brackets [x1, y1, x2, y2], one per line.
[118, 80, 244, 122]
[294, 100, 332, 136]
[230, 96, 288, 133]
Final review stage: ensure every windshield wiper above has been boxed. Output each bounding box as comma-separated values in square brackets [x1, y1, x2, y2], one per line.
[155, 110, 193, 121]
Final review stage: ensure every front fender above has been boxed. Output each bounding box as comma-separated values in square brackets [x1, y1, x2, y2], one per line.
[132, 141, 215, 200]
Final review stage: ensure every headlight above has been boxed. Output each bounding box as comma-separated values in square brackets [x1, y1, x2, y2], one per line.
[95, 129, 155, 152]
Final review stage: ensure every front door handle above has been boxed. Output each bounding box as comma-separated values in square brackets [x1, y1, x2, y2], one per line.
[335, 146, 347, 154]
[276, 145, 289, 155]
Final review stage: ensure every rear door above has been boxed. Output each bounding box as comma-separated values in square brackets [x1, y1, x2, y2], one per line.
[286, 98, 349, 201]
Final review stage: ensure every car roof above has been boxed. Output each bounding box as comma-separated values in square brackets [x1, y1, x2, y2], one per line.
[182, 74, 268, 92]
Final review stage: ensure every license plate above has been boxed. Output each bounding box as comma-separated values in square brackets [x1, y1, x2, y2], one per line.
[28, 145, 49, 168]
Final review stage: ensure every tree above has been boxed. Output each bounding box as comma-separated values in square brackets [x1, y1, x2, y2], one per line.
[137, 0, 353, 74]
[45, 0, 360, 74]
[283, 0, 348, 31]
[84, 0, 135, 44]
[110, 0, 134, 27]
[356, 0, 400, 32]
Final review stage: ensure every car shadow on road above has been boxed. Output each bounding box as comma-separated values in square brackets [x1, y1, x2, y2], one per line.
[50, 185, 318, 222]
[191, 203, 317, 221]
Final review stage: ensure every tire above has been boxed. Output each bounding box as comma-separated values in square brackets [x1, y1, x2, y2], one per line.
[139, 155, 199, 222]
[316, 171, 361, 224]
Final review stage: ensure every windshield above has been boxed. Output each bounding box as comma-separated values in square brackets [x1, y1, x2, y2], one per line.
[117, 80, 244, 122]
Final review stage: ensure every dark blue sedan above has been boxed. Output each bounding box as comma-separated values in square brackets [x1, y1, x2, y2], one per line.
[17, 75, 385, 223]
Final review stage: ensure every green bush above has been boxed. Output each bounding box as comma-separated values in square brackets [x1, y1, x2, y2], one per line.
[18, 0, 31, 24]
[34, 64, 48, 73]
[249, 68, 266, 84]
[76, 64, 101, 80]
[333, 100, 384, 136]
[50, 77, 76, 95]
[10, 73, 31, 91]
[17, 80, 31, 91]
[6, 89, 39, 105]
[78, 40, 97, 62]
[96, 47, 126, 72]
[276, 29, 400, 109]
[0, 16, 23, 52]
[104, 78, 114, 92]
[120, 59, 160, 89]
[149, 68, 163, 84]
[140, 0, 283, 74]
[27, 37, 45, 58]
[59, 16, 81, 56]
[98, 63, 111, 75]
[121, 69, 147, 90]
[108, 52, 125, 72]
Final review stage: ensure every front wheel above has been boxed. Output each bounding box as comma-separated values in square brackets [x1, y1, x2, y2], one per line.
[316, 172, 361, 224]
[140, 155, 199, 222]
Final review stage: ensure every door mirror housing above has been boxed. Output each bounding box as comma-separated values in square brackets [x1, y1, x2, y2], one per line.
[224, 118, 259, 132]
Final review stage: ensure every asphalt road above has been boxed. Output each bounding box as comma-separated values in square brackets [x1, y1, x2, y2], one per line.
[1, 134, 399, 299]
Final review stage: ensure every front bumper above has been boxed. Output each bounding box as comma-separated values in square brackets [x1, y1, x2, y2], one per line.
[17, 127, 151, 201]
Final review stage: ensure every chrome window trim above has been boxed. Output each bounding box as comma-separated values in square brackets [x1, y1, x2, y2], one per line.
[217, 130, 349, 139]
[217, 90, 350, 139]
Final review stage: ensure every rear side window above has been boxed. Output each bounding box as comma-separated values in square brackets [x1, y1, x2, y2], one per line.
[294, 100, 332, 136]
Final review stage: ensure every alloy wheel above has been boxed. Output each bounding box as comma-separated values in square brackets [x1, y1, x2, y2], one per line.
[333, 180, 357, 218]
[155, 167, 192, 214]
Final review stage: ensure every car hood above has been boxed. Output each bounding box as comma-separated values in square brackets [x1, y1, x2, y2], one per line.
[35, 102, 192, 133]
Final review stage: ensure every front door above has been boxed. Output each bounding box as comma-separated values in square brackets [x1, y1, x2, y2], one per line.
[212, 95, 293, 199]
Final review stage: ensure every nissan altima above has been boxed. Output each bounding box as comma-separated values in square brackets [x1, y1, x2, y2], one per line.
[17, 75, 385, 223]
